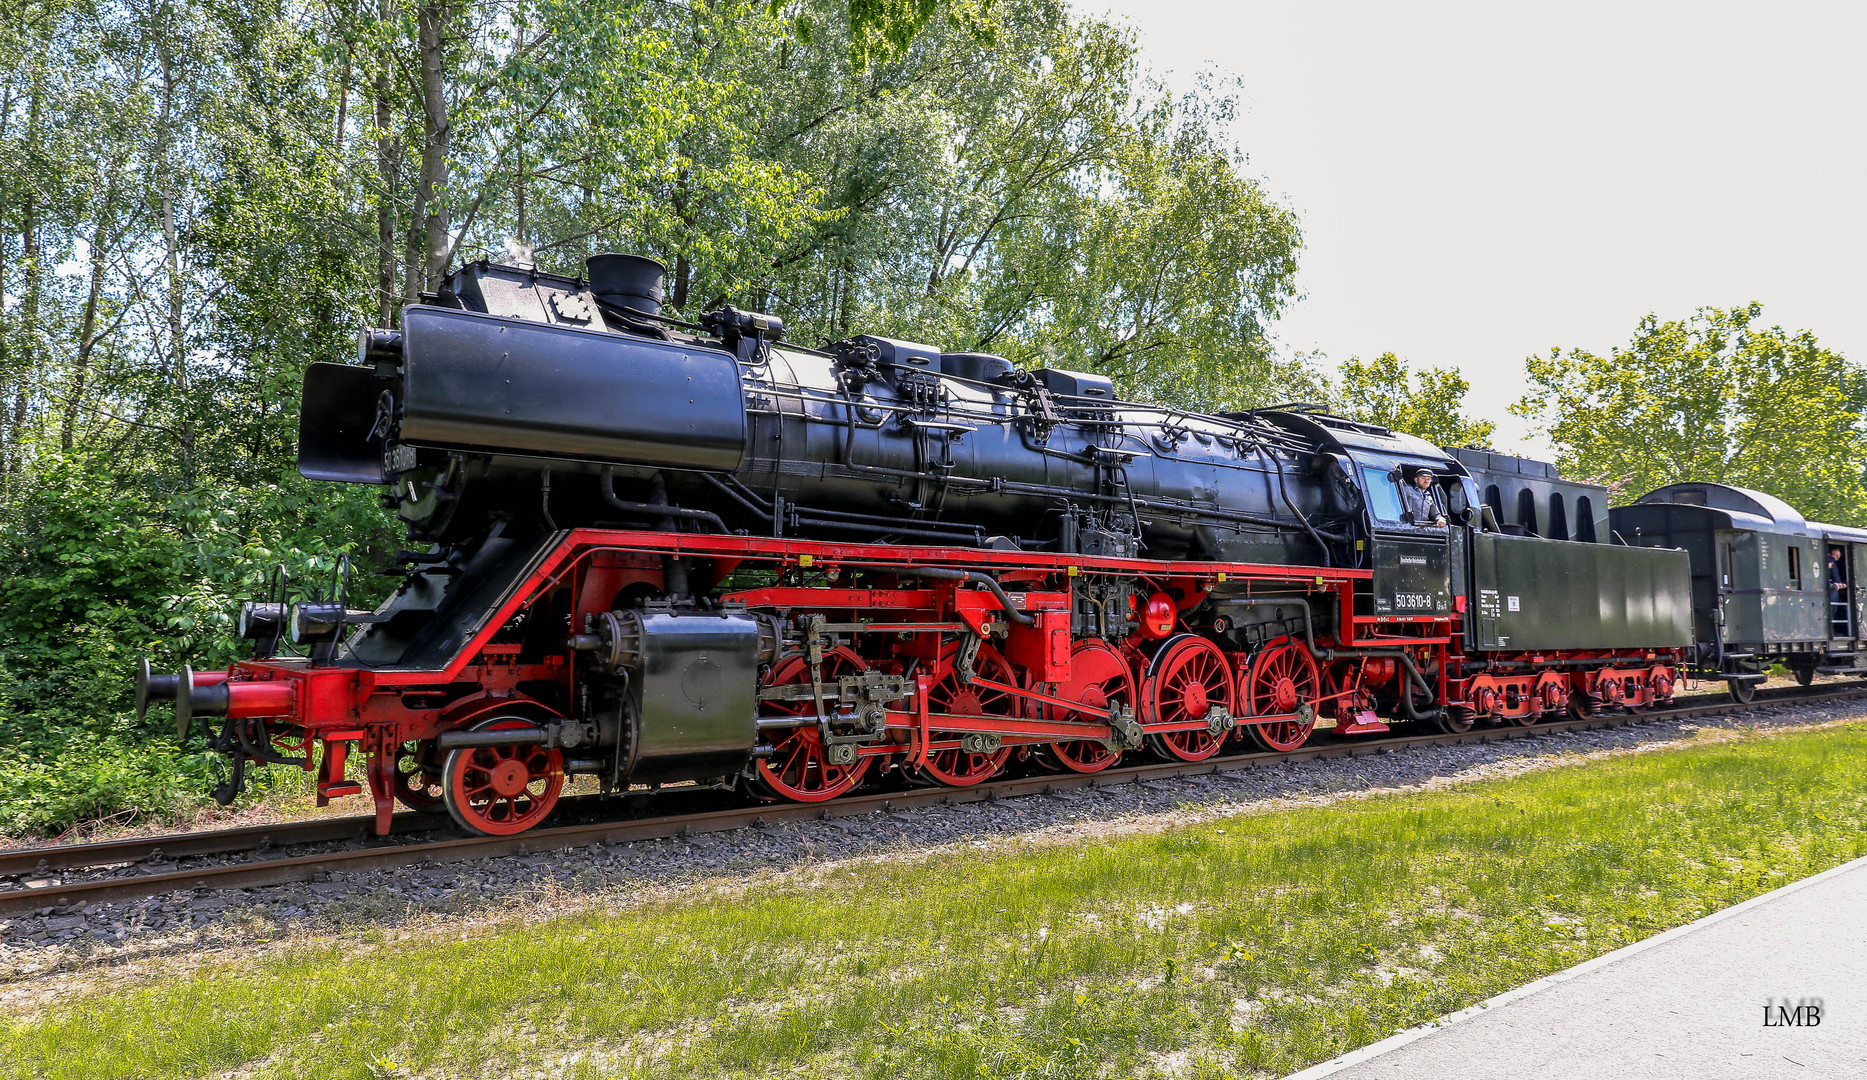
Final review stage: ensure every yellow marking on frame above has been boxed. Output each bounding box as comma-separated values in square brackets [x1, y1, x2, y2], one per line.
[1067, 565, 1080, 577]
[798, 554, 815, 568]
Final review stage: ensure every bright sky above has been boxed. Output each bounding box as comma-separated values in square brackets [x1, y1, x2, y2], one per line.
[1077, 0, 1867, 456]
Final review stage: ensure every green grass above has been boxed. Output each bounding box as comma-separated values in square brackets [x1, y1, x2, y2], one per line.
[9, 724, 1867, 1080]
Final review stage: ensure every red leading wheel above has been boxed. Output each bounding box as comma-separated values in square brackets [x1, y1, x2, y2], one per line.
[916, 642, 1018, 786]
[1040, 639, 1135, 773]
[441, 717, 565, 836]
[751, 646, 874, 803]
[393, 739, 446, 812]
[1237, 640, 1318, 752]
[1143, 635, 1234, 762]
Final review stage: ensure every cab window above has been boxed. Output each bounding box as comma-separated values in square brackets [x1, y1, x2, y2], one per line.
[1362, 466, 1404, 523]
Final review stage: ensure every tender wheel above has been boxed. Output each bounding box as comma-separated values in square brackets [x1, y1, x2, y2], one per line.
[915, 642, 1017, 786]
[1502, 703, 1539, 728]
[751, 647, 873, 803]
[1648, 668, 1676, 706]
[441, 717, 565, 836]
[1794, 665, 1815, 687]
[1040, 639, 1134, 773]
[1436, 705, 1477, 734]
[1144, 635, 1233, 762]
[392, 739, 446, 812]
[1536, 678, 1569, 721]
[1728, 677, 1757, 704]
[1237, 640, 1318, 752]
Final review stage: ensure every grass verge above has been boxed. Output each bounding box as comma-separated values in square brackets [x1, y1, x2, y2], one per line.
[7, 723, 1867, 1080]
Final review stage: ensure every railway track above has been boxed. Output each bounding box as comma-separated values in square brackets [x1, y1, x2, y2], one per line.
[5, 681, 1863, 918]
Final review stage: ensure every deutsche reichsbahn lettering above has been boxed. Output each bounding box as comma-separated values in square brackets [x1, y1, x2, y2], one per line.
[1762, 998, 1823, 1027]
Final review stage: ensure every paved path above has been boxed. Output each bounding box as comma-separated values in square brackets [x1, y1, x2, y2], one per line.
[1288, 854, 1867, 1080]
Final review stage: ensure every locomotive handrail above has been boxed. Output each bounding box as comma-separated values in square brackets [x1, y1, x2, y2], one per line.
[745, 373, 1315, 455]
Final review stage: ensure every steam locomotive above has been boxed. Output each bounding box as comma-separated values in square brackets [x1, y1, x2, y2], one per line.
[136, 254, 1712, 837]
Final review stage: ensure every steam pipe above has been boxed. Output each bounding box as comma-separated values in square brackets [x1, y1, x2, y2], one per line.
[700, 472, 773, 520]
[698, 472, 985, 544]
[893, 566, 1036, 626]
[600, 466, 729, 533]
[1276, 457, 1332, 567]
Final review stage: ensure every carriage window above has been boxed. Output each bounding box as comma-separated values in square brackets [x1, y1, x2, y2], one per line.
[1788, 545, 1802, 585]
[1362, 466, 1404, 523]
[1516, 489, 1539, 535]
[1547, 493, 1570, 541]
[1576, 497, 1597, 543]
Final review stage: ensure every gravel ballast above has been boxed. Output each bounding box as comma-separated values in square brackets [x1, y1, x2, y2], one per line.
[2, 695, 1863, 999]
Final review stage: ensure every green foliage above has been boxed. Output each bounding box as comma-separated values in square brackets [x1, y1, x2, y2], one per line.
[1513, 304, 1867, 519]
[0, 0, 1312, 830]
[1339, 352, 1496, 447]
[5, 723, 1866, 1076]
[0, 449, 392, 834]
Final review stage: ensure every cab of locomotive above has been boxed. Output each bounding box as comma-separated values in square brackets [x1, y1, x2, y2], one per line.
[1342, 446, 1464, 620]
[1259, 411, 1463, 620]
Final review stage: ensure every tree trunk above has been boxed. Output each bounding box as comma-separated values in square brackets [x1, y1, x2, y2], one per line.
[669, 167, 693, 311]
[156, 38, 191, 477]
[404, 193, 423, 305]
[13, 63, 45, 478]
[514, 146, 526, 250]
[0, 77, 11, 490]
[335, 40, 352, 148]
[374, 0, 398, 324]
[672, 254, 691, 313]
[836, 256, 853, 335]
[0, 225, 8, 490]
[8, 54, 46, 478]
[60, 207, 114, 451]
[13, 189, 35, 461]
[416, 0, 452, 290]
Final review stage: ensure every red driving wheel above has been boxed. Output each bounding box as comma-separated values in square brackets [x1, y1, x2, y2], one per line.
[1041, 639, 1135, 773]
[441, 717, 564, 836]
[916, 642, 1017, 786]
[1237, 640, 1318, 752]
[1143, 635, 1233, 762]
[751, 646, 874, 803]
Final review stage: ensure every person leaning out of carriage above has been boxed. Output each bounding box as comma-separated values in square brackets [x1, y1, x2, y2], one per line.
[1402, 467, 1447, 527]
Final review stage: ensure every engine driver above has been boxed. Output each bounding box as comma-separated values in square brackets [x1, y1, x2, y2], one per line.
[1403, 468, 1447, 527]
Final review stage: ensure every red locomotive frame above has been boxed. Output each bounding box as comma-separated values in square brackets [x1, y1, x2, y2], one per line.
[194, 529, 1681, 836]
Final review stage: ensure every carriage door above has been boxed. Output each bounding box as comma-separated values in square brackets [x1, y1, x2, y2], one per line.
[1831, 538, 1858, 640]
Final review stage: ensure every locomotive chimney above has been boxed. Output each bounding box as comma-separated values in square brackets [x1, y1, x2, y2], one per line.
[586, 253, 666, 318]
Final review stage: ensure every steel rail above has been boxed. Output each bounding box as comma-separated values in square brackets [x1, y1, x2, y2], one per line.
[0, 812, 440, 879]
[3, 681, 1862, 918]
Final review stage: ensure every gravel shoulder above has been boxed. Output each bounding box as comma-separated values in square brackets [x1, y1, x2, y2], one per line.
[4, 694, 1862, 1015]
